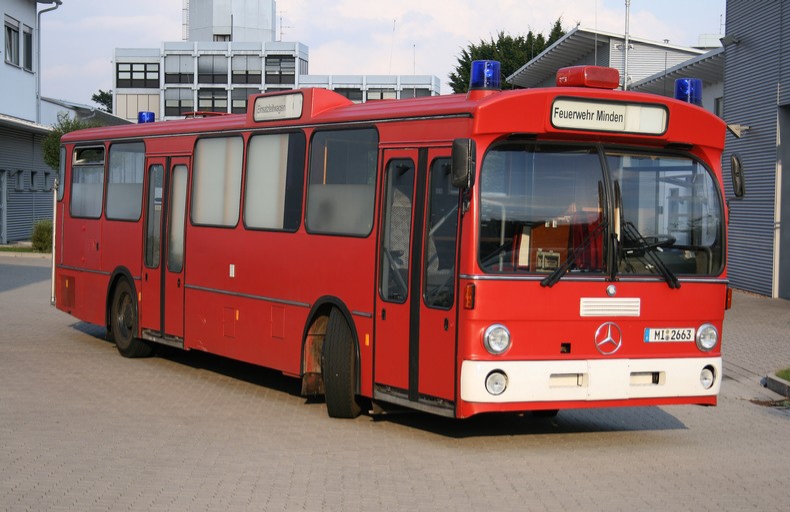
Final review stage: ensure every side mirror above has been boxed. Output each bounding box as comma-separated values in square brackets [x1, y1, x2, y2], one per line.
[451, 138, 476, 189]
[730, 154, 745, 198]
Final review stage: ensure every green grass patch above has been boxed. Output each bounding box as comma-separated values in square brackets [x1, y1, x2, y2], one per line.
[777, 367, 790, 382]
[0, 246, 37, 253]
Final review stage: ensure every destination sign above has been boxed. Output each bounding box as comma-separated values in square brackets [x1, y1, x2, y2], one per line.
[253, 93, 304, 122]
[551, 99, 667, 135]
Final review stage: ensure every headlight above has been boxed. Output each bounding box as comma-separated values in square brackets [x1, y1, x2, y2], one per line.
[696, 323, 718, 352]
[485, 370, 508, 395]
[700, 365, 716, 389]
[483, 324, 511, 355]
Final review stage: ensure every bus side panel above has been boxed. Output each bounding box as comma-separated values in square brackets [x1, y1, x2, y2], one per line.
[101, 220, 143, 280]
[182, 226, 377, 384]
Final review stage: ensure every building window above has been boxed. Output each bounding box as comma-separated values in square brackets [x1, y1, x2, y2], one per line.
[265, 56, 295, 85]
[4, 16, 20, 66]
[367, 89, 396, 101]
[164, 55, 194, 84]
[116, 63, 159, 88]
[164, 88, 194, 117]
[197, 88, 228, 113]
[14, 170, 25, 191]
[334, 88, 363, 103]
[231, 55, 262, 84]
[231, 88, 257, 113]
[400, 88, 431, 99]
[714, 97, 723, 118]
[22, 25, 32, 71]
[198, 55, 228, 84]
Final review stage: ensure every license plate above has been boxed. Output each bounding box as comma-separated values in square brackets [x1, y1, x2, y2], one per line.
[644, 328, 695, 342]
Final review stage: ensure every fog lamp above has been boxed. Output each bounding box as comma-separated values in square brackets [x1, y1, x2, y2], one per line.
[485, 370, 508, 395]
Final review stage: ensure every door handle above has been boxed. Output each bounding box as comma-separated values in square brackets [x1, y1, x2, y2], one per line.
[381, 308, 387, 320]
[177, 278, 181, 288]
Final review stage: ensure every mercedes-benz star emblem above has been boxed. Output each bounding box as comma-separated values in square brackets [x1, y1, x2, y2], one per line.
[594, 322, 623, 355]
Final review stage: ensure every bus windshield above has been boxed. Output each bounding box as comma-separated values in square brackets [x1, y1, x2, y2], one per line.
[478, 143, 723, 279]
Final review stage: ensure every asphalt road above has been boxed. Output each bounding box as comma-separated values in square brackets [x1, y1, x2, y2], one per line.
[1, 255, 789, 511]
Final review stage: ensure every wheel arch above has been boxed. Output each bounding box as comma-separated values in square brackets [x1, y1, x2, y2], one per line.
[105, 267, 137, 334]
[300, 296, 361, 396]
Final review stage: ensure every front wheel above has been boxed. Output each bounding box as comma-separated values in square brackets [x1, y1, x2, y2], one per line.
[110, 279, 152, 358]
[322, 308, 361, 418]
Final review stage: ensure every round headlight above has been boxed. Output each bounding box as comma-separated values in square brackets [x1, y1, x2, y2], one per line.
[696, 323, 719, 352]
[485, 370, 508, 395]
[483, 324, 511, 355]
[700, 365, 716, 389]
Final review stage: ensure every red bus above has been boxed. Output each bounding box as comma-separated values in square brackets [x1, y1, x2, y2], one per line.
[52, 62, 729, 419]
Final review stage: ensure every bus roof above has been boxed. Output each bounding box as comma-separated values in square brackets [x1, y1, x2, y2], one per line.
[61, 86, 725, 150]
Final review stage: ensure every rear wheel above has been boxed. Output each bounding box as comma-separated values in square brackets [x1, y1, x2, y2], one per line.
[110, 279, 152, 358]
[323, 308, 361, 418]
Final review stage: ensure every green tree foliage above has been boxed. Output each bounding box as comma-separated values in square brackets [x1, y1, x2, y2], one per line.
[91, 89, 113, 113]
[41, 113, 100, 170]
[448, 19, 566, 94]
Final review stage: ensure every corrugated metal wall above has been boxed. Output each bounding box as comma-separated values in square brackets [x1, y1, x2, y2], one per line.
[609, 42, 698, 88]
[722, 0, 783, 296]
[0, 127, 55, 244]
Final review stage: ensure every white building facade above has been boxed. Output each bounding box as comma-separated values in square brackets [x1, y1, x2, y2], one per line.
[114, 0, 440, 122]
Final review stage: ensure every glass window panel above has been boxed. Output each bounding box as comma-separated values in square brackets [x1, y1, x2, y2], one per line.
[379, 160, 414, 303]
[167, 165, 188, 272]
[191, 137, 243, 226]
[70, 165, 104, 218]
[106, 142, 145, 220]
[145, 164, 163, 268]
[306, 128, 378, 236]
[245, 132, 305, 231]
[424, 158, 459, 309]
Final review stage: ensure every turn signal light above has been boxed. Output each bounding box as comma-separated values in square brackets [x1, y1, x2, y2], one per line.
[464, 283, 476, 310]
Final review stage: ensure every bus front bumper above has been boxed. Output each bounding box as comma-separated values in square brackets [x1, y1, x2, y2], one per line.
[460, 357, 721, 404]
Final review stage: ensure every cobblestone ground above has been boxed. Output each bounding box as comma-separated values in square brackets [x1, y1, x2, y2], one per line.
[1, 255, 789, 511]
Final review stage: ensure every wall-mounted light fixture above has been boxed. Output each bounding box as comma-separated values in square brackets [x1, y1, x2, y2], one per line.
[720, 35, 741, 46]
[727, 124, 751, 138]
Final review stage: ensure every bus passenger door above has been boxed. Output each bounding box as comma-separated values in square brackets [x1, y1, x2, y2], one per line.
[375, 148, 460, 412]
[140, 156, 189, 344]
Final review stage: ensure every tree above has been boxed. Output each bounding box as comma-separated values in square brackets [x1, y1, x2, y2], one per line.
[91, 89, 112, 113]
[448, 19, 566, 94]
[41, 113, 100, 170]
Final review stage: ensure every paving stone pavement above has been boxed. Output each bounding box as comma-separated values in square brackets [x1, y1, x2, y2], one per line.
[1, 255, 789, 511]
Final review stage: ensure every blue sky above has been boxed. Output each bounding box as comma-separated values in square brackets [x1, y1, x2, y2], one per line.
[40, 0, 726, 106]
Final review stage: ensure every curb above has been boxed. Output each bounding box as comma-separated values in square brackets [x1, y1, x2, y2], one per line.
[0, 251, 51, 260]
[764, 374, 790, 398]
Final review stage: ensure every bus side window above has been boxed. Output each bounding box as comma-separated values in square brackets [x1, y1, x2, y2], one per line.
[245, 132, 305, 231]
[305, 128, 378, 236]
[424, 159, 460, 309]
[70, 146, 105, 219]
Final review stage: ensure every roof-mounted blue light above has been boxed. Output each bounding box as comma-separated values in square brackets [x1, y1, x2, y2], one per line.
[137, 111, 155, 124]
[674, 78, 703, 106]
[469, 60, 501, 91]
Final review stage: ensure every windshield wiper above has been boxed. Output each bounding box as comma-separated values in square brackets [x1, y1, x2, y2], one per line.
[621, 222, 680, 289]
[541, 221, 607, 288]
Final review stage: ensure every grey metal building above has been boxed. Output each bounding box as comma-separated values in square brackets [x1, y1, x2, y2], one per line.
[721, 0, 790, 298]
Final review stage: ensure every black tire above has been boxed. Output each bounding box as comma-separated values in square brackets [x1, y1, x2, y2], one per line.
[323, 308, 361, 418]
[110, 279, 152, 358]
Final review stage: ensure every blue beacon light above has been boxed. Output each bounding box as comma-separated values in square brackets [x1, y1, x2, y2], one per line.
[674, 78, 702, 106]
[137, 111, 155, 124]
[469, 60, 501, 91]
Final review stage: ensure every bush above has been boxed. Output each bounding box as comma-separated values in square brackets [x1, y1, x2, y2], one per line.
[31, 219, 53, 253]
